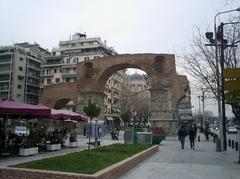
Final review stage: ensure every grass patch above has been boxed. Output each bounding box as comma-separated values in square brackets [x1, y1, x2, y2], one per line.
[12, 143, 152, 174]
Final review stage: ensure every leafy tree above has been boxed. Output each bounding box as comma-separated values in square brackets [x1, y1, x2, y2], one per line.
[120, 111, 132, 129]
[83, 100, 101, 119]
[83, 100, 101, 150]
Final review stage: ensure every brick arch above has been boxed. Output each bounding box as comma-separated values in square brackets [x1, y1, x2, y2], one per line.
[97, 63, 145, 92]
[40, 82, 77, 108]
[76, 54, 176, 92]
[40, 53, 189, 133]
[54, 98, 72, 109]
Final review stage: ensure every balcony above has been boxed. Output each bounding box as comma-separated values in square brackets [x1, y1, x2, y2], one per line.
[62, 72, 77, 77]
[28, 65, 41, 71]
[40, 73, 53, 77]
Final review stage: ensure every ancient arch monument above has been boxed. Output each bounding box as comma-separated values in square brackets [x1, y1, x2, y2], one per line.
[40, 54, 189, 132]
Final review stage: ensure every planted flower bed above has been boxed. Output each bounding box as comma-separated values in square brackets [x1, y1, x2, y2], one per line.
[12, 143, 152, 174]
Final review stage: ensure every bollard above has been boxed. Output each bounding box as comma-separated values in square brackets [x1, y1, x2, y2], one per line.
[198, 135, 200, 142]
[235, 142, 238, 151]
[232, 140, 235, 149]
[229, 139, 231, 147]
[216, 138, 221, 152]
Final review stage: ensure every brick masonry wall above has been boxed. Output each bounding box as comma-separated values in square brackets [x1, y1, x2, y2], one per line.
[0, 145, 159, 179]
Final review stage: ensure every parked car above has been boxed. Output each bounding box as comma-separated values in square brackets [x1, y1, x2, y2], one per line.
[227, 126, 238, 134]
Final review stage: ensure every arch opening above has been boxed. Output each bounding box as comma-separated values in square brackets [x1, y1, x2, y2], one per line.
[54, 98, 72, 110]
[102, 67, 152, 129]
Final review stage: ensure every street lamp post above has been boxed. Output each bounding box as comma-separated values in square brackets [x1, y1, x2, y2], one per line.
[197, 96, 202, 131]
[219, 22, 227, 151]
[206, 7, 240, 151]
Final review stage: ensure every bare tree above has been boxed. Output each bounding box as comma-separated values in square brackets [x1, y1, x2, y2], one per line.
[179, 17, 240, 120]
[131, 91, 151, 127]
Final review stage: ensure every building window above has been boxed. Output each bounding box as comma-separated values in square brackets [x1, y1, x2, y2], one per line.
[55, 78, 60, 83]
[17, 85, 22, 89]
[65, 68, 70, 73]
[19, 57, 24, 61]
[73, 57, 78, 63]
[19, 66, 23, 71]
[54, 69, 57, 73]
[47, 79, 51, 84]
[66, 58, 70, 63]
[84, 57, 89, 61]
[18, 75, 24, 80]
[66, 78, 70, 82]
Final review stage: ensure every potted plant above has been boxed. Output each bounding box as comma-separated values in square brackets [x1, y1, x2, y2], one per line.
[69, 131, 78, 148]
[19, 136, 38, 156]
[46, 133, 61, 151]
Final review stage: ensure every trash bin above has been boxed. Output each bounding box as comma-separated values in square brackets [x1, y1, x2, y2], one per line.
[133, 128, 144, 144]
[137, 132, 152, 144]
[152, 134, 166, 145]
[124, 128, 134, 144]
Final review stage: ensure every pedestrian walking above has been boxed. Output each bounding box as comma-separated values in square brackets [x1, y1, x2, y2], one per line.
[83, 125, 86, 136]
[188, 125, 196, 150]
[204, 129, 209, 141]
[178, 125, 187, 149]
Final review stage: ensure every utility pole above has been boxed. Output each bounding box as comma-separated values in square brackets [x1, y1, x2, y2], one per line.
[201, 89, 205, 130]
[198, 96, 202, 131]
[218, 23, 227, 150]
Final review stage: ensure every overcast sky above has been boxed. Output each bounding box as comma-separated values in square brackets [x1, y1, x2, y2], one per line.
[0, 0, 239, 116]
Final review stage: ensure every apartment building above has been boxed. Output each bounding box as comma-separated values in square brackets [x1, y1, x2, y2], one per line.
[0, 43, 50, 104]
[41, 33, 126, 120]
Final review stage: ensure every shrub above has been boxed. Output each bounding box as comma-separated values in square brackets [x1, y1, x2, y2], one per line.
[152, 127, 165, 135]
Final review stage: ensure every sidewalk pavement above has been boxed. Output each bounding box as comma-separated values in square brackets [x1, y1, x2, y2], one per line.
[119, 133, 240, 179]
[0, 133, 124, 168]
[1, 132, 240, 179]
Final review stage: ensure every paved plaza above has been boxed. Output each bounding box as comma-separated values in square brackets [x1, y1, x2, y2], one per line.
[1, 132, 240, 179]
[120, 134, 240, 179]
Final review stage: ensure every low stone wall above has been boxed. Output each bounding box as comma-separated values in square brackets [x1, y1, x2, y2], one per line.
[0, 145, 159, 179]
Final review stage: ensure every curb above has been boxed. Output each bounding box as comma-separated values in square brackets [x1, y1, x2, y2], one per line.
[0, 145, 159, 179]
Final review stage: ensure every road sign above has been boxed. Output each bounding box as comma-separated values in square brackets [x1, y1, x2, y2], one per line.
[225, 91, 240, 104]
[224, 68, 240, 78]
[224, 68, 240, 91]
[224, 80, 240, 91]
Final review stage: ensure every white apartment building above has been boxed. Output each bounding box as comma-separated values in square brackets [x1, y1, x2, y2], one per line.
[41, 33, 116, 85]
[41, 33, 126, 120]
[0, 43, 50, 104]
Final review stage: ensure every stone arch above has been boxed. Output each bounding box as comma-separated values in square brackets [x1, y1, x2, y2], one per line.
[40, 82, 78, 108]
[40, 53, 190, 133]
[97, 63, 147, 92]
[54, 98, 71, 109]
[76, 54, 176, 93]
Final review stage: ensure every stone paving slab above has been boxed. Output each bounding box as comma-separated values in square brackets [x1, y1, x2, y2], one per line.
[119, 133, 240, 179]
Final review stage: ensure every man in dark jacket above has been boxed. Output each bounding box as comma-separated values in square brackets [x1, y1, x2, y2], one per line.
[188, 125, 196, 150]
[178, 125, 187, 149]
